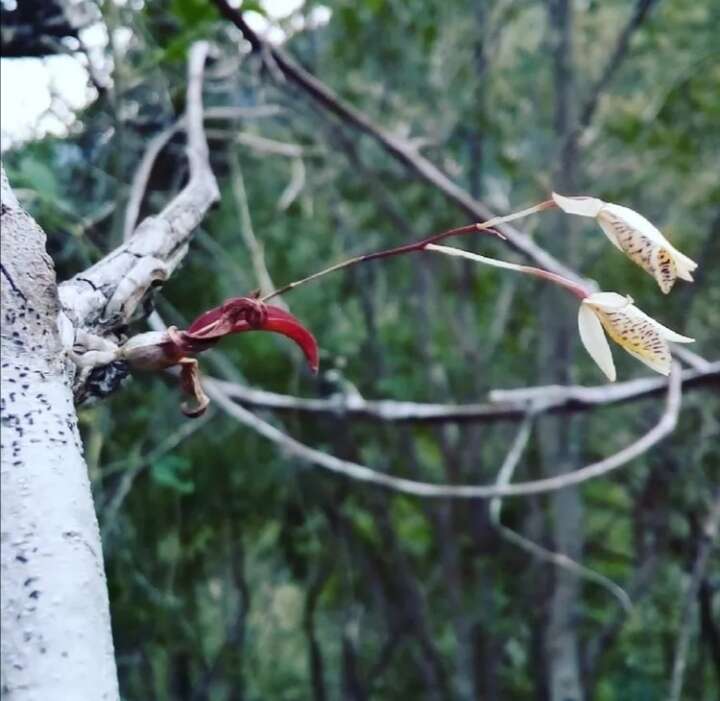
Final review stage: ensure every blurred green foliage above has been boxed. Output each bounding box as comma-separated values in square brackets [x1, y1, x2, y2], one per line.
[4, 0, 719, 699]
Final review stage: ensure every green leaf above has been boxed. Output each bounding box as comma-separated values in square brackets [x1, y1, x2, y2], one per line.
[170, 0, 217, 26]
[150, 455, 195, 494]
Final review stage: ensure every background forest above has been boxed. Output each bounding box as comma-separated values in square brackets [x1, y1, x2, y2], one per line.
[2, 0, 719, 699]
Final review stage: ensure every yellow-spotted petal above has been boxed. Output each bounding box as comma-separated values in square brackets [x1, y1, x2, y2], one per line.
[623, 347, 672, 376]
[630, 308, 694, 344]
[597, 207, 659, 279]
[600, 203, 666, 246]
[587, 301, 677, 376]
[652, 247, 678, 294]
[670, 247, 698, 281]
[555, 195, 697, 293]
[596, 204, 698, 294]
[578, 303, 616, 382]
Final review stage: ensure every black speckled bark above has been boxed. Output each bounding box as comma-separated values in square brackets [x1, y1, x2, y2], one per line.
[1, 164, 119, 700]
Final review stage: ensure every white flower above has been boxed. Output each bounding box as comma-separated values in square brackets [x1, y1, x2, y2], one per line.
[578, 292, 694, 381]
[552, 193, 697, 294]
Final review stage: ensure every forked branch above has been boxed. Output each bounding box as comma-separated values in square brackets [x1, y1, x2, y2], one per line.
[205, 364, 682, 500]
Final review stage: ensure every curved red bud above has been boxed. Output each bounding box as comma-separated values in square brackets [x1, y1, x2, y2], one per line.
[182, 297, 319, 373]
[262, 305, 319, 374]
[186, 297, 267, 339]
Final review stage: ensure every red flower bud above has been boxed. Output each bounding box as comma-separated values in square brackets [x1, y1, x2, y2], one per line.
[256, 305, 319, 374]
[120, 296, 318, 417]
[183, 297, 318, 373]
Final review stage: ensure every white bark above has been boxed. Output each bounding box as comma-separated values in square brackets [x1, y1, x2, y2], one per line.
[1, 165, 119, 699]
[58, 42, 219, 336]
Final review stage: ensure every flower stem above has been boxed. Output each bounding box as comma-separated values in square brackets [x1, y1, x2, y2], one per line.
[426, 244, 591, 300]
[261, 200, 554, 302]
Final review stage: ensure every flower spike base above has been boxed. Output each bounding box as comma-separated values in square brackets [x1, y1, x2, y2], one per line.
[120, 296, 319, 416]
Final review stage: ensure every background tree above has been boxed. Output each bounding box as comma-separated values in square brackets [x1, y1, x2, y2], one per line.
[1, 1, 719, 699]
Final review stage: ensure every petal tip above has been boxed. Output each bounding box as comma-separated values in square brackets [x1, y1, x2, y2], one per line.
[552, 192, 604, 217]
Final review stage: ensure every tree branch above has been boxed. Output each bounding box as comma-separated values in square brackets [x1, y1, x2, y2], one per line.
[668, 490, 720, 701]
[204, 364, 682, 499]
[489, 414, 632, 611]
[59, 41, 219, 333]
[211, 0, 587, 286]
[577, 0, 661, 133]
[207, 361, 718, 424]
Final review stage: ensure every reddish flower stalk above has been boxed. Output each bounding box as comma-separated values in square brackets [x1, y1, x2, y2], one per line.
[262, 221, 509, 302]
[261, 200, 556, 302]
[121, 200, 555, 416]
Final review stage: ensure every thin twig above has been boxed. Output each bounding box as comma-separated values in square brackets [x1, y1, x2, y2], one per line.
[577, 0, 661, 134]
[123, 107, 281, 240]
[123, 125, 179, 241]
[101, 410, 213, 531]
[204, 364, 682, 499]
[236, 131, 304, 158]
[277, 157, 306, 211]
[668, 490, 720, 701]
[228, 150, 282, 303]
[489, 415, 633, 611]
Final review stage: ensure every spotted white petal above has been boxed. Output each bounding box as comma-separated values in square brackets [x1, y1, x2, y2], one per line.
[586, 298, 692, 377]
[600, 203, 667, 246]
[628, 306, 694, 344]
[555, 195, 698, 294]
[599, 204, 698, 293]
[584, 292, 633, 310]
[623, 347, 672, 376]
[578, 303, 616, 381]
[668, 247, 698, 281]
[651, 247, 678, 294]
[595, 217, 624, 252]
[552, 192, 604, 218]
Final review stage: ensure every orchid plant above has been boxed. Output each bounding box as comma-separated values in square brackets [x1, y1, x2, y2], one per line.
[106, 191, 695, 415]
[72, 296, 319, 417]
[105, 219, 506, 415]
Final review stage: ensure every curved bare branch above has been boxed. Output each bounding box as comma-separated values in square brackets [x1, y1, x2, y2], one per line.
[205, 364, 682, 499]
[59, 41, 219, 333]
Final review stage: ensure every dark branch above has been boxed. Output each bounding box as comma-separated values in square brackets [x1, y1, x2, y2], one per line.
[577, 0, 661, 133]
[211, 0, 586, 286]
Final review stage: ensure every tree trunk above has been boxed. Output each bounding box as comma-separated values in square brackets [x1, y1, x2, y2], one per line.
[542, 1, 585, 699]
[1, 166, 119, 699]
